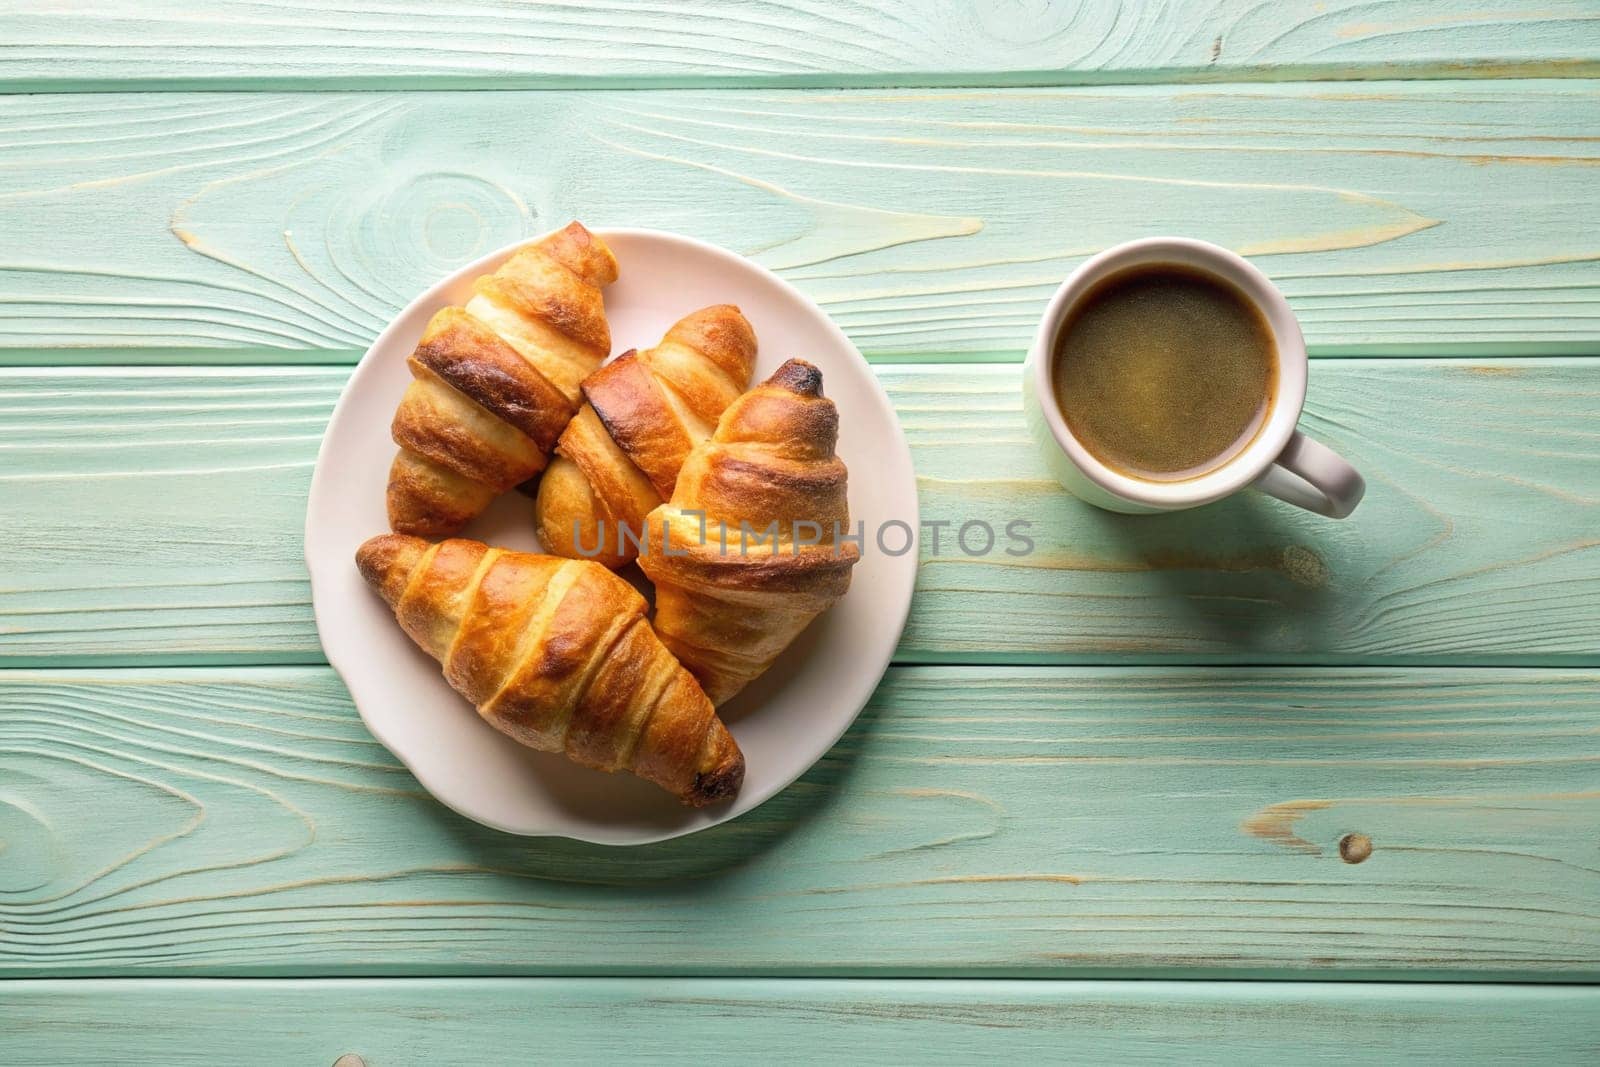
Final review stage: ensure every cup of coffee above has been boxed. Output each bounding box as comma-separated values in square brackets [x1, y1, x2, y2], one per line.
[1022, 237, 1364, 518]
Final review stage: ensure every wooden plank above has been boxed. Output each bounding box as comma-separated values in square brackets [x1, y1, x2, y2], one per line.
[3, 980, 1598, 1064]
[2, 82, 1597, 362]
[3, 360, 1597, 667]
[1, 664, 1596, 977]
[899, 359, 1600, 663]
[0, 367, 331, 665]
[3, 1, 1596, 90]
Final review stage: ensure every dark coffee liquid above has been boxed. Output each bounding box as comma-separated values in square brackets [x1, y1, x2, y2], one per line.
[1051, 264, 1276, 481]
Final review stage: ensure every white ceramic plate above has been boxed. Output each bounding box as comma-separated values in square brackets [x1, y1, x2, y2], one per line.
[305, 228, 918, 845]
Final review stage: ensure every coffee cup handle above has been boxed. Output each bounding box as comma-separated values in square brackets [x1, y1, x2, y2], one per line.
[1254, 432, 1365, 519]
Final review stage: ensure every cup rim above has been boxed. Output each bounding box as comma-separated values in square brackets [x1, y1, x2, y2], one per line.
[1029, 237, 1308, 509]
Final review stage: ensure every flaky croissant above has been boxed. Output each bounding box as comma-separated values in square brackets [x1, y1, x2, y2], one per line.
[639, 359, 860, 706]
[356, 533, 744, 806]
[536, 305, 758, 568]
[387, 222, 618, 539]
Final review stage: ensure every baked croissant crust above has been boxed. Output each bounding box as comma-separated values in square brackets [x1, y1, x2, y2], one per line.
[536, 305, 758, 568]
[387, 222, 618, 539]
[356, 533, 744, 806]
[639, 359, 860, 706]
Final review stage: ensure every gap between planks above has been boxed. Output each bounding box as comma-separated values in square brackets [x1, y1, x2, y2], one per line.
[5, 346, 1600, 369]
[8, 63, 1600, 96]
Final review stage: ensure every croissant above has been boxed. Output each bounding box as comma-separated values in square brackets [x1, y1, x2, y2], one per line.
[536, 305, 758, 568]
[387, 222, 618, 539]
[356, 533, 744, 806]
[639, 359, 860, 706]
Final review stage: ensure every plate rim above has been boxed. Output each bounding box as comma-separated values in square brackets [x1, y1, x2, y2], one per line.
[304, 225, 919, 845]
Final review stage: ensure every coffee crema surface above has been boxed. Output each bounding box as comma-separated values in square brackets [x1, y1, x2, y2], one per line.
[1050, 264, 1277, 481]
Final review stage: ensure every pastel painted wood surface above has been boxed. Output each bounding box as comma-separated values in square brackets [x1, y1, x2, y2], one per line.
[4, 980, 1599, 1065]
[4, 83, 1598, 362]
[900, 359, 1600, 662]
[6, 1, 1596, 90]
[2, 665, 1596, 976]
[3, 360, 1596, 666]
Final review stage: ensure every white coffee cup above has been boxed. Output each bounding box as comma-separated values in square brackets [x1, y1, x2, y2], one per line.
[1022, 237, 1365, 518]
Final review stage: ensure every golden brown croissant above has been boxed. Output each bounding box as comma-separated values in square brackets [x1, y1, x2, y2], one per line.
[387, 222, 618, 538]
[639, 359, 860, 706]
[356, 533, 744, 806]
[536, 305, 758, 568]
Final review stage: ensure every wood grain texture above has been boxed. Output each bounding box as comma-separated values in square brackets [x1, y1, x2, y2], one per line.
[3, 1, 1596, 89]
[3, 979, 1599, 1064]
[1, 665, 1597, 976]
[0, 367, 332, 665]
[3, 82, 1597, 362]
[3, 360, 1597, 666]
[900, 359, 1600, 663]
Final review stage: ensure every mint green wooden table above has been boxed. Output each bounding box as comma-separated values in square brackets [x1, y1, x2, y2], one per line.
[3, 3, 1600, 1062]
